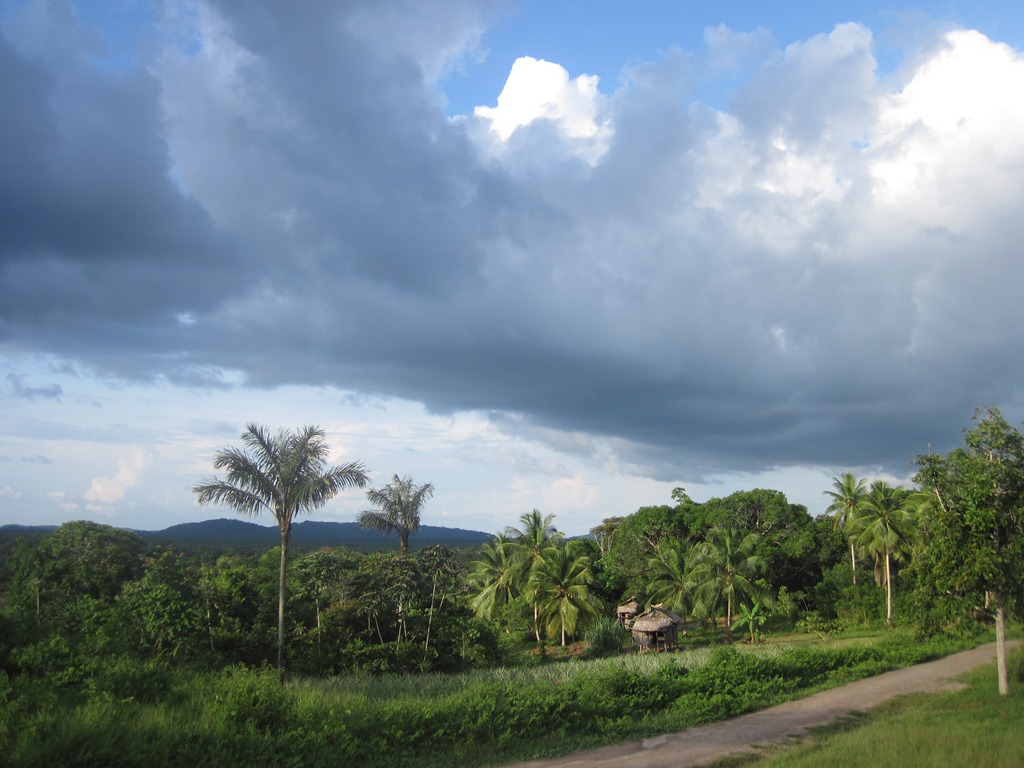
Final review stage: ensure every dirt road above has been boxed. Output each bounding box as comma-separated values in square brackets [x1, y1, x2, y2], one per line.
[502, 641, 1016, 768]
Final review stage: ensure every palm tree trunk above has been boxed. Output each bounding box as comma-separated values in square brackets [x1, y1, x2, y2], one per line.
[884, 550, 892, 626]
[278, 528, 288, 672]
[996, 592, 1009, 695]
[850, 541, 857, 585]
[725, 593, 733, 642]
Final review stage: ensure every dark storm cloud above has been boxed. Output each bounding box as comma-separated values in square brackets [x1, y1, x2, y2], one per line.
[0, 5, 235, 359]
[3, 2, 1023, 480]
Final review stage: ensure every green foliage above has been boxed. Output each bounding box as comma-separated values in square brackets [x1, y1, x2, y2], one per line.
[211, 665, 296, 735]
[0, 631, 977, 768]
[602, 505, 684, 598]
[731, 600, 768, 643]
[582, 616, 629, 658]
[118, 549, 206, 660]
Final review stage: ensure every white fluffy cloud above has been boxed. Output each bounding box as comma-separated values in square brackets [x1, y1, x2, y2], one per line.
[472, 56, 610, 161]
[85, 449, 150, 505]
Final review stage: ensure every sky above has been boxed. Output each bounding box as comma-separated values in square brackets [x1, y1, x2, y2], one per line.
[2, 0, 1024, 537]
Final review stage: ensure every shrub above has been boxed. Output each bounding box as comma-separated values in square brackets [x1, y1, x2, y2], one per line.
[582, 617, 629, 659]
[211, 665, 295, 735]
[88, 655, 174, 704]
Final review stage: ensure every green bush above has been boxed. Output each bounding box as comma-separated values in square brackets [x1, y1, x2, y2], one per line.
[88, 655, 174, 704]
[211, 665, 295, 735]
[582, 617, 629, 659]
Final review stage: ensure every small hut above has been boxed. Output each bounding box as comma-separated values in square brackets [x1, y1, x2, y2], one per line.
[630, 605, 684, 652]
[616, 598, 641, 628]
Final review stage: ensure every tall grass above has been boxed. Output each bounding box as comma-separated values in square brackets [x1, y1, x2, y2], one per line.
[2, 633, 979, 768]
[301, 644, 716, 702]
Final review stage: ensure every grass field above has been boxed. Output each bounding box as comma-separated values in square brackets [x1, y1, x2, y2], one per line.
[4, 630, 991, 767]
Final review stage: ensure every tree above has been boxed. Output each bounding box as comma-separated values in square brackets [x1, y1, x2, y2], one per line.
[468, 534, 517, 622]
[824, 473, 868, 584]
[855, 480, 921, 626]
[689, 525, 767, 642]
[193, 423, 369, 671]
[645, 538, 694, 615]
[602, 505, 682, 599]
[531, 542, 601, 646]
[118, 549, 205, 660]
[688, 489, 817, 595]
[915, 407, 1024, 695]
[416, 545, 465, 658]
[292, 551, 349, 659]
[358, 474, 434, 557]
[504, 510, 563, 643]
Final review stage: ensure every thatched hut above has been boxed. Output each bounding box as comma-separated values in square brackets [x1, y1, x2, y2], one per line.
[616, 598, 641, 628]
[630, 605, 684, 651]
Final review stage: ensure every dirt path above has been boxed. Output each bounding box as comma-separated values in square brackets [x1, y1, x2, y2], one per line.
[502, 641, 1018, 768]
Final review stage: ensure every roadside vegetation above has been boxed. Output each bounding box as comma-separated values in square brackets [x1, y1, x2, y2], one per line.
[0, 408, 1022, 766]
[0, 631, 984, 767]
[716, 647, 1024, 768]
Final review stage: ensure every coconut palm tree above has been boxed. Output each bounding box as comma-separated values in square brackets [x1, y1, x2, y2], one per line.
[689, 525, 767, 642]
[645, 538, 694, 615]
[358, 474, 434, 556]
[532, 541, 601, 646]
[856, 480, 921, 625]
[193, 423, 368, 671]
[505, 510, 563, 642]
[468, 534, 517, 622]
[824, 473, 868, 584]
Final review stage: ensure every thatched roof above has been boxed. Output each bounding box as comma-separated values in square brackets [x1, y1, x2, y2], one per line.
[616, 598, 640, 615]
[630, 605, 683, 633]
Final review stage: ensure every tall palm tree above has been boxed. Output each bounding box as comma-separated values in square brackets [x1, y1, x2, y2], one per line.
[358, 474, 434, 556]
[505, 510, 563, 642]
[856, 480, 921, 625]
[689, 525, 767, 642]
[193, 424, 368, 670]
[468, 534, 517, 622]
[824, 473, 868, 584]
[532, 541, 601, 646]
[645, 538, 694, 615]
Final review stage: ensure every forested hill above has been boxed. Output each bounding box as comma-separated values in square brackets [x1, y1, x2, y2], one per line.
[0, 518, 493, 554]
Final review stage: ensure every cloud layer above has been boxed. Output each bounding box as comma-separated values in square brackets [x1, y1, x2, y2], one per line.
[3, 2, 1023, 515]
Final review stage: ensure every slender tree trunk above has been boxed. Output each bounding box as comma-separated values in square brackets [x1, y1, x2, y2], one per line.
[725, 592, 734, 643]
[884, 550, 892, 626]
[850, 542, 857, 585]
[315, 596, 322, 659]
[996, 592, 1009, 695]
[278, 528, 288, 672]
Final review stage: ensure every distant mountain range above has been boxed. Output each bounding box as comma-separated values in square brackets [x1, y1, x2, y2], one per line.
[0, 518, 494, 553]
